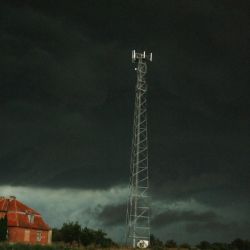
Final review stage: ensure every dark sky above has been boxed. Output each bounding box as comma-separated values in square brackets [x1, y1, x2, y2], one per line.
[0, 0, 250, 244]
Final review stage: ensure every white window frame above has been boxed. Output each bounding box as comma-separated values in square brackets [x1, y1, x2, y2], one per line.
[36, 231, 42, 242]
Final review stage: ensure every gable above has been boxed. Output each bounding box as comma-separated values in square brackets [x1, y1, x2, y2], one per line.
[0, 197, 50, 231]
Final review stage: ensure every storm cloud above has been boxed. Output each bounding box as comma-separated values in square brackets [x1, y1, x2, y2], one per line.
[98, 203, 127, 226]
[0, 0, 249, 244]
[152, 210, 219, 228]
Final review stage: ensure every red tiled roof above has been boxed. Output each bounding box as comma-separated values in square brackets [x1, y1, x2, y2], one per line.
[0, 196, 50, 231]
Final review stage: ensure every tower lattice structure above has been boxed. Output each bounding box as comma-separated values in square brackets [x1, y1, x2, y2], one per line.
[126, 50, 152, 248]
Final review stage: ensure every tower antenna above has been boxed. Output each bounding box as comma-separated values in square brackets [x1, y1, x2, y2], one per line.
[126, 50, 152, 248]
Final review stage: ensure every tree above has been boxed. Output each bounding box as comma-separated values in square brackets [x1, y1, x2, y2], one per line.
[179, 243, 191, 249]
[197, 241, 211, 250]
[231, 239, 250, 250]
[53, 222, 116, 247]
[52, 228, 63, 242]
[165, 239, 177, 248]
[60, 221, 81, 244]
[150, 234, 164, 249]
[211, 242, 228, 250]
[80, 227, 116, 247]
[94, 229, 109, 247]
[0, 215, 8, 242]
[80, 227, 96, 246]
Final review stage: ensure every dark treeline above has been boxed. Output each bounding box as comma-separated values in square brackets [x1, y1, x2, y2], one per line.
[1, 219, 250, 250]
[52, 221, 116, 247]
[150, 235, 250, 250]
[0, 216, 7, 242]
[51, 223, 250, 250]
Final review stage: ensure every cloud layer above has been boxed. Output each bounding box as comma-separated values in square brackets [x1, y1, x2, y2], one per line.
[0, 0, 249, 243]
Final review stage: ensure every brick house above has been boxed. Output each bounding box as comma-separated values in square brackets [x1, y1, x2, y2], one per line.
[0, 196, 52, 245]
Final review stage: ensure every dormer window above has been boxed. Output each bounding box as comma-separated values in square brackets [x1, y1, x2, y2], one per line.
[28, 214, 34, 224]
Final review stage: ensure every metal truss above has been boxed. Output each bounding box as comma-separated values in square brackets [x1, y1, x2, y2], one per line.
[126, 50, 152, 248]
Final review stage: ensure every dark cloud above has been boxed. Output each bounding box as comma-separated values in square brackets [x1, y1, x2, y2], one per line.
[0, 0, 250, 242]
[185, 221, 236, 234]
[98, 203, 127, 226]
[185, 221, 250, 242]
[152, 210, 219, 228]
[0, 1, 131, 188]
[151, 208, 250, 242]
[0, 0, 248, 195]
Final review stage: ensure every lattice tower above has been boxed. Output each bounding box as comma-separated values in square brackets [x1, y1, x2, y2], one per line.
[126, 50, 152, 248]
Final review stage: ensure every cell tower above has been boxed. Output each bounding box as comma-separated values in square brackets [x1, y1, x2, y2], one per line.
[126, 50, 152, 248]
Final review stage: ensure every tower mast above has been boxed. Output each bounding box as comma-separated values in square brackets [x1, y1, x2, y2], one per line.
[126, 50, 152, 248]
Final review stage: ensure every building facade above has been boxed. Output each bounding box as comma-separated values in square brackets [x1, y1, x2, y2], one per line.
[0, 196, 52, 245]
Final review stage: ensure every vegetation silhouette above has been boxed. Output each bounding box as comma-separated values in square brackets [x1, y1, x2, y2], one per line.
[1, 221, 250, 250]
[0, 215, 7, 242]
[52, 221, 117, 247]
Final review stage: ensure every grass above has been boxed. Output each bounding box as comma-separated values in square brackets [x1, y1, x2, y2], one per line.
[0, 243, 135, 250]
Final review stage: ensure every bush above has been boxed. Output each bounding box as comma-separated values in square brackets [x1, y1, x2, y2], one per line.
[52, 222, 116, 248]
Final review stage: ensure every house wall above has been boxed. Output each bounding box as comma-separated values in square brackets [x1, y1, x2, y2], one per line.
[8, 227, 51, 245]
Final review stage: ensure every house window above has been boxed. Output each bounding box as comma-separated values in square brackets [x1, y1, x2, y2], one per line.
[36, 231, 42, 242]
[27, 214, 34, 223]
